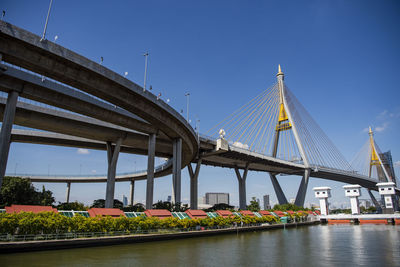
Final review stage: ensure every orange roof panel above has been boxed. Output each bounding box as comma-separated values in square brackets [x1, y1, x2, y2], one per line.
[186, 209, 207, 219]
[87, 208, 125, 217]
[5, 205, 58, 213]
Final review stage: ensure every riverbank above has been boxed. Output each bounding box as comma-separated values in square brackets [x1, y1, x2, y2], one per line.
[0, 221, 319, 253]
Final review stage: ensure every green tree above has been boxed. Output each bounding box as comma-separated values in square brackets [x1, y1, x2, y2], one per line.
[56, 201, 87, 211]
[123, 203, 145, 212]
[205, 203, 234, 212]
[247, 197, 260, 211]
[0, 177, 55, 207]
[39, 185, 55, 206]
[90, 199, 123, 209]
[366, 206, 377, 213]
[172, 202, 188, 212]
[152, 201, 172, 211]
[272, 203, 304, 211]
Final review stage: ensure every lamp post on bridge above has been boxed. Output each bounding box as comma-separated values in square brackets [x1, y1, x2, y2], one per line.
[40, 0, 54, 42]
[185, 92, 190, 122]
[143, 53, 149, 91]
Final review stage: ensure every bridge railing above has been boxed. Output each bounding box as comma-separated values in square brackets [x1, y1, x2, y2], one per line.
[5, 159, 172, 179]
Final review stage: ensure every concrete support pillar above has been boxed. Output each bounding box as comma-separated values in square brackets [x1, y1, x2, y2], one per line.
[66, 182, 71, 203]
[0, 90, 19, 188]
[294, 169, 310, 207]
[235, 163, 249, 210]
[377, 182, 396, 213]
[343, 184, 361, 215]
[269, 173, 288, 205]
[313, 187, 331, 216]
[188, 159, 202, 210]
[145, 133, 156, 209]
[129, 180, 135, 206]
[368, 189, 382, 211]
[172, 138, 182, 204]
[105, 137, 123, 208]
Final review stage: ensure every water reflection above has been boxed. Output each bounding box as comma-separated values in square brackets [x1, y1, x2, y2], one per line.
[352, 224, 365, 265]
[319, 224, 332, 264]
[2, 225, 399, 267]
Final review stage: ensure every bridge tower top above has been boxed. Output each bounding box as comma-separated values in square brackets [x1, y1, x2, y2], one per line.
[276, 64, 284, 79]
[275, 65, 310, 167]
[368, 126, 379, 163]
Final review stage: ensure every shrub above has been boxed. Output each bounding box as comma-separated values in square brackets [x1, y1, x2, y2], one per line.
[0, 212, 283, 236]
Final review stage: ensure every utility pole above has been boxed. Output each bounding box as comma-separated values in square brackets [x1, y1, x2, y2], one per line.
[41, 0, 54, 41]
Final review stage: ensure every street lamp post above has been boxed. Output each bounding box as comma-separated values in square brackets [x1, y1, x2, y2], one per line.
[185, 92, 190, 122]
[41, 0, 54, 41]
[143, 53, 149, 91]
[196, 119, 200, 139]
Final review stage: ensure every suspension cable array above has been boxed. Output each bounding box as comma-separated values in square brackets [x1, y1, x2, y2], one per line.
[350, 128, 396, 183]
[206, 72, 353, 172]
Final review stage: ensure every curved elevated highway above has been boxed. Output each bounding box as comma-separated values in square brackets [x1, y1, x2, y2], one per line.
[0, 21, 198, 208]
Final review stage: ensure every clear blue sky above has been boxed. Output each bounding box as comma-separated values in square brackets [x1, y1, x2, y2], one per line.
[2, 0, 400, 208]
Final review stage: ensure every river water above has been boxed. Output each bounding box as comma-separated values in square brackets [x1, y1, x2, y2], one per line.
[2, 225, 400, 266]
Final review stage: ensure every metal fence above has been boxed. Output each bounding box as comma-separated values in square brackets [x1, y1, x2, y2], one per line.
[0, 225, 237, 242]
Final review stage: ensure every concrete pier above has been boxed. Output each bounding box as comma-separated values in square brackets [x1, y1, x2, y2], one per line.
[0, 90, 19, 188]
[145, 134, 156, 209]
[235, 163, 249, 210]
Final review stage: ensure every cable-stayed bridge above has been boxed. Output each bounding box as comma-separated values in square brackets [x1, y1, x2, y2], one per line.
[0, 21, 398, 209]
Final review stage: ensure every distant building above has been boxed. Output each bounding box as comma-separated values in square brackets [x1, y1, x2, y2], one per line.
[205, 193, 229, 206]
[289, 198, 295, 204]
[167, 195, 171, 202]
[199, 196, 206, 205]
[359, 199, 371, 209]
[122, 195, 128, 207]
[263, 195, 271, 210]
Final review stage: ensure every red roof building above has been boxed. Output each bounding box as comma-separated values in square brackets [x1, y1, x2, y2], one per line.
[5, 205, 58, 214]
[144, 209, 172, 219]
[273, 211, 286, 217]
[185, 209, 208, 219]
[240, 210, 255, 217]
[258, 210, 272, 216]
[87, 208, 125, 218]
[216, 210, 233, 218]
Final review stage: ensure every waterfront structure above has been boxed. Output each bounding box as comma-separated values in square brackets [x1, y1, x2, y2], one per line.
[205, 193, 230, 206]
[343, 184, 361, 215]
[313, 187, 331, 216]
[377, 182, 396, 213]
[263, 195, 271, 210]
